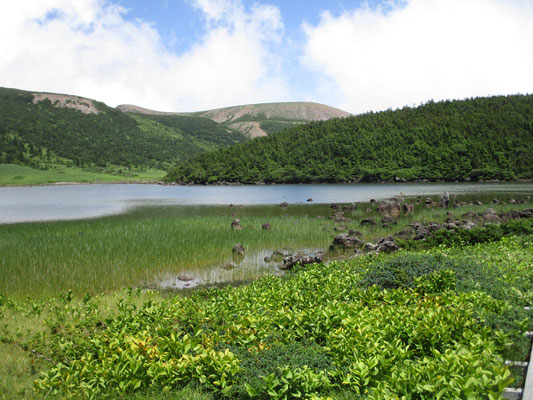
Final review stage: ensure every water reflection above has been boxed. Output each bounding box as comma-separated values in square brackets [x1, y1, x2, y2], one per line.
[144, 248, 322, 291]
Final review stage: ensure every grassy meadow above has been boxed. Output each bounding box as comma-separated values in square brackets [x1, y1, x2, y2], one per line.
[0, 163, 166, 186]
[0, 194, 532, 399]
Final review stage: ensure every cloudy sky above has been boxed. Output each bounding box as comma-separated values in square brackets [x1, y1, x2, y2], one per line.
[1, 0, 532, 113]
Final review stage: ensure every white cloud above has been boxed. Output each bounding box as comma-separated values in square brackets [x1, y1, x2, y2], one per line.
[0, 0, 288, 111]
[302, 0, 533, 113]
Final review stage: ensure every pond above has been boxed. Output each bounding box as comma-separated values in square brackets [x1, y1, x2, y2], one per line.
[1, 182, 532, 224]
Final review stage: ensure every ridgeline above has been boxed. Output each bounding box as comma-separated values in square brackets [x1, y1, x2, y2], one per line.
[166, 95, 533, 184]
[0, 87, 247, 173]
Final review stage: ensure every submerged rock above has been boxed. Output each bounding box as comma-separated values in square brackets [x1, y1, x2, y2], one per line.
[232, 244, 246, 256]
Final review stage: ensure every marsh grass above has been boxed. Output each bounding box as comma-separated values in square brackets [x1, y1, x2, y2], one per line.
[0, 215, 332, 298]
[1, 196, 531, 299]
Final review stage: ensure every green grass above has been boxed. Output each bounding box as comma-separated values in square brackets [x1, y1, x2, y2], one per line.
[0, 163, 166, 186]
[0, 215, 333, 298]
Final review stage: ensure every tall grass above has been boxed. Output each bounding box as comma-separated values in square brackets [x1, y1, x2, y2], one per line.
[1, 196, 531, 299]
[0, 215, 332, 298]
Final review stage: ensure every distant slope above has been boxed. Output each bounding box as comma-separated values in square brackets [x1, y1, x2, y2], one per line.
[166, 95, 533, 184]
[0, 87, 247, 173]
[117, 102, 351, 137]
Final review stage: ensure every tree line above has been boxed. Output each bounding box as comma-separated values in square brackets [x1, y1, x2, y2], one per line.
[166, 95, 533, 184]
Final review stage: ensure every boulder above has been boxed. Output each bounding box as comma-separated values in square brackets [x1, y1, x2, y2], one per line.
[331, 211, 349, 222]
[280, 255, 322, 270]
[376, 240, 399, 253]
[330, 233, 364, 249]
[361, 218, 376, 226]
[232, 244, 246, 256]
[377, 200, 401, 216]
[364, 243, 378, 251]
[231, 219, 242, 230]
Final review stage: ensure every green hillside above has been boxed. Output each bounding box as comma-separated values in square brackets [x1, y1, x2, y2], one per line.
[0, 87, 247, 182]
[166, 95, 533, 184]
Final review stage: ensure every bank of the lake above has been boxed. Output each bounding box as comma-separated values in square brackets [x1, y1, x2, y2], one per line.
[1, 181, 532, 224]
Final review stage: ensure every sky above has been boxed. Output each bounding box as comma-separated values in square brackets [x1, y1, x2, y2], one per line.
[0, 0, 532, 114]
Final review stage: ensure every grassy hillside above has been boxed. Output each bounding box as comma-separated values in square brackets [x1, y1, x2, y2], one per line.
[0, 87, 247, 184]
[167, 95, 533, 184]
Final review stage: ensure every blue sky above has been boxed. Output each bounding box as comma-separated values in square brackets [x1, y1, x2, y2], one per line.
[0, 0, 532, 113]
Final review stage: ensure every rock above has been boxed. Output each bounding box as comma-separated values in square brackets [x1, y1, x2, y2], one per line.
[232, 244, 246, 256]
[483, 208, 498, 216]
[343, 203, 357, 210]
[361, 218, 376, 226]
[366, 208, 372, 213]
[331, 211, 349, 222]
[330, 203, 339, 209]
[334, 225, 348, 232]
[317, 215, 325, 219]
[474, 201, 483, 206]
[330, 233, 364, 249]
[402, 203, 415, 213]
[221, 264, 234, 270]
[280, 254, 322, 270]
[483, 214, 502, 223]
[280, 202, 289, 208]
[492, 198, 500, 204]
[377, 240, 399, 253]
[414, 228, 432, 240]
[425, 198, 433, 205]
[370, 198, 376, 203]
[262, 222, 271, 230]
[519, 209, 533, 218]
[439, 192, 450, 207]
[381, 215, 394, 224]
[444, 222, 458, 230]
[307, 198, 313, 202]
[264, 256, 272, 263]
[178, 275, 193, 282]
[427, 223, 444, 232]
[364, 243, 378, 251]
[395, 230, 410, 238]
[377, 200, 401, 217]
[231, 219, 242, 230]
[348, 230, 363, 237]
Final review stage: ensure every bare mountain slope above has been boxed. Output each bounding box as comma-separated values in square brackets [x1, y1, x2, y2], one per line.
[117, 102, 351, 137]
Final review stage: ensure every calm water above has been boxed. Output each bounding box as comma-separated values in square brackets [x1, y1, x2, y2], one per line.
[1, 182, 532, 224]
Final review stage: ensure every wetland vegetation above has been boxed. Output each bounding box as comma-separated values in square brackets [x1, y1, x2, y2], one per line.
[1, 190, 532, 399]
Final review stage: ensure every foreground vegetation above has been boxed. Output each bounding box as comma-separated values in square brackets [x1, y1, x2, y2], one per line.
[167, 94, 533, 184]
[1, 233, 532, 399]
[0, 195, 532, 399]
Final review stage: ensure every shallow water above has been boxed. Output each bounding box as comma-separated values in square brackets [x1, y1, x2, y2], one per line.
[1, 182, 532, 224]
[144, 247, 322, 291]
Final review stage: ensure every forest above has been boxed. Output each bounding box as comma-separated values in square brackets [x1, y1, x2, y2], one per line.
[166, 95, 533, 184]
[0, 87, 247, 171]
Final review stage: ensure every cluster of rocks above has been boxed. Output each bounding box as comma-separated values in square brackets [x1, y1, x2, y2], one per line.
[400, 207, 533, 241]
[279, 254, 324, 270]
[329, 232, 399, 254]
[328, 207, 532, 254]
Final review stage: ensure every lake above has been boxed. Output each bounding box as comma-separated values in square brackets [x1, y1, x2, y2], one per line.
[1, 182, 532, 224]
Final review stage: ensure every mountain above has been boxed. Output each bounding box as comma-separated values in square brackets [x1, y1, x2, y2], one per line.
[166, 94, 533, 184]
[117, 102, 351, 138]
[0, 87, 247, 172]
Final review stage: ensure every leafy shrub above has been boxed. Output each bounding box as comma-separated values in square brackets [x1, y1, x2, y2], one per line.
[228, 341, 334, 399]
